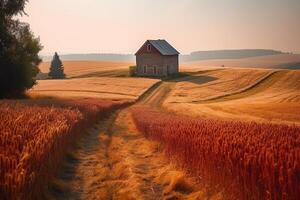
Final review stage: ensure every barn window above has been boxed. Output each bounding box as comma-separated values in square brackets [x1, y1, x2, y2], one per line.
[147, 44, 151, 52]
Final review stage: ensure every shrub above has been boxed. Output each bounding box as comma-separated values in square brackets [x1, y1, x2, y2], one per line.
[129, 66, 137, 77]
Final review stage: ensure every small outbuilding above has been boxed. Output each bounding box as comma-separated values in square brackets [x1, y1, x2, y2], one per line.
[135, 40, 180, 77]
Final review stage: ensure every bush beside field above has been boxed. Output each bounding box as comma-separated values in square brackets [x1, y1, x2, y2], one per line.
[0, 99, 129, 200]
[129, 66, 137, 77]
[131, 107, 300, 200]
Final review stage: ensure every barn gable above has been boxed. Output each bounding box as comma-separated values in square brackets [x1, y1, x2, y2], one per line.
[135, 40, 161, 55]
[135, 40, 180, 56]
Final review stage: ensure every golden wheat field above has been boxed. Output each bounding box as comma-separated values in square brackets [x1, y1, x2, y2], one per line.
[37, 61, 133, 79]
[169, 68, 273, 102]
[3, 0, 300, 199]
[29, 77, 159, 100]
[164, 68, 300, 125]
[2, 59, 300, 199]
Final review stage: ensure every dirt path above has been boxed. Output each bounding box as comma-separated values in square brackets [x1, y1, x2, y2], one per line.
[138, 82, 175, 107]
[50, 81, 204, 200]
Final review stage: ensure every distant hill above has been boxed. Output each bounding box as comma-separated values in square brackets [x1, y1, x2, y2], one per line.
[182, 54, 300, 70]
[42, 49, 287, 63]
[275, 62, 300, 70]
[180, 49, 286, 62]
[42, 53, 135, 62]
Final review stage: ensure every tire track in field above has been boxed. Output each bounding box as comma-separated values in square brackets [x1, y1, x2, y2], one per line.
[138, 81, 175, 107]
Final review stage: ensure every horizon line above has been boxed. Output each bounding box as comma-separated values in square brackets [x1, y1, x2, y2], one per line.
[40, 49, 299, 57]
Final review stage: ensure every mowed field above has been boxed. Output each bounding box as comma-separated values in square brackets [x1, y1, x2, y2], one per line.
[32, 60, 159, 100]
[170, 68, 273, 102]
[182, 54, 300, 69]
[38, 60, 133, 78]
[36, 60, 300, 124]
[165, 67, 300, 125]
[30, 77, 159, 100]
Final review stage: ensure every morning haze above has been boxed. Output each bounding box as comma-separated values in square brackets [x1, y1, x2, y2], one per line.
[22, 0, 300, 55]
[2, 0, 300, 199]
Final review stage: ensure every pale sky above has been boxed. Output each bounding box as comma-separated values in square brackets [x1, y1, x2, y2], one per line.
[21, 0, 300, 55]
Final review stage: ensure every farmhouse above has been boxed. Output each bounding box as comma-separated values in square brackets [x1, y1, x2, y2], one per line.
[135, 40, 180, 77]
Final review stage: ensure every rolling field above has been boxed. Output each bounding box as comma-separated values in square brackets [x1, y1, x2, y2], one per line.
[29, 77, 160, 100]
[202, 70, 300, 123]
[165, 68, 300, 125]
[182, 54, 300, 69]
[37, 61, 133, 79]
[168, 68, 273, 102]
[2, 59, 300, 199]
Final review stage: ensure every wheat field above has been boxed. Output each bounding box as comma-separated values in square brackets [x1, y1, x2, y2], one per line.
[182, 54, 300, 69]
[131, 106, 300, 200]
[169, 68, 272, 102]
[2, 59, 300, 199]
[165, 68, 300, 125]
[0, 99, 128, 199]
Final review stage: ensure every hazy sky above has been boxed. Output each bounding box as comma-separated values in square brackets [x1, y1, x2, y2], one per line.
[21, 0, 300, 55]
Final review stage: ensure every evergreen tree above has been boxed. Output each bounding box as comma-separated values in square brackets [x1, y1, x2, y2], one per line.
[49, 52, 65, 79]
[0, 0, 42, 98]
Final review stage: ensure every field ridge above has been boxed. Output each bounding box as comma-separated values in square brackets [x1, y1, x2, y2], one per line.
[190, 70, 280, 103]
[33, 89, 138, 97]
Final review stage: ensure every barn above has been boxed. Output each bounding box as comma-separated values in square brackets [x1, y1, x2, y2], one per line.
[135, 40, 180, 77]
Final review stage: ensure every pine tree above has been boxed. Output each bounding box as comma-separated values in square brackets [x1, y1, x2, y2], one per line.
[49, 52, 65, 79]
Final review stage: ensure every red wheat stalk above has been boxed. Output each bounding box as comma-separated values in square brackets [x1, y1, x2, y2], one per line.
[0, 98, 128, 200]
[131, 106, 300, 200]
